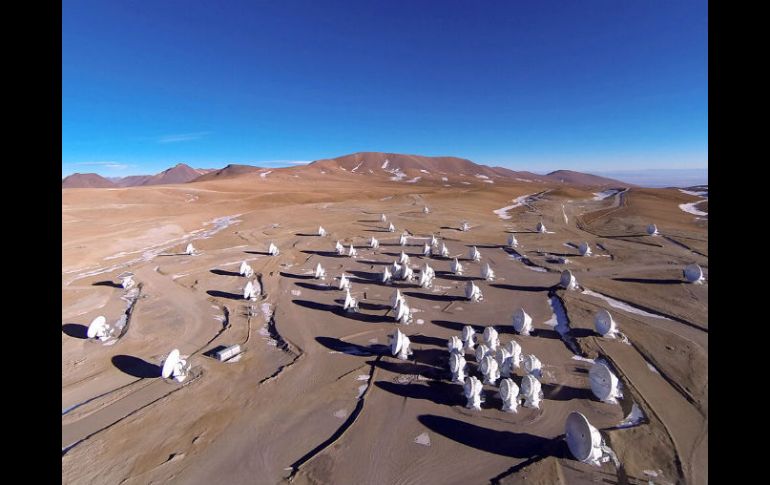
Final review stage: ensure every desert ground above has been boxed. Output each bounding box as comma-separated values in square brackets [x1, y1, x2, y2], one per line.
[62, 165, 707, 484]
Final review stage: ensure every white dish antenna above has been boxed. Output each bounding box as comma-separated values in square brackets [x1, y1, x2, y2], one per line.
[579, 242, 592, 256]
[399, 234, 408, 246]
[560, 269, 578, 290]
[508, 234, 518, 248]
[243, 280, 258, 300]
[449, 352, 466, 382]
[119, 273, 135, 289]
[462, 325, 476, 350]
[684, 263, 704, 284]
[465, 281, 483, 302]
[482, 326, 499, 351]
[647, 224, 659, 236]
[469, 246, 481, 262]
[496, 346, 512, 377]
[430, 234, 438, 247]
[480, 355, 500, 385]
[419, 264, 435, 288]
[589, 361, 621, 403]
[565, 412, 606, 466]
[463, 376, 483, 410]
[381, 267, 392, 284]
[390, 329, 412, 360]
[520, 374, 542, 408]
[475, 343, 490, 363]
[239, 261, 250, 276]
[423, 243, 431, 256]
[536, 222, 546, 233]
[451, 258, 463, 275]
[335, 240, 345, 255]
[86, 315, 110, 340]
[347, 244, 357, 258]
[399, 265, 414, 281]
[481, 263, 495, 281]
[390, 260, 402, 278]
[381, 213, 387, 223]
[423, 206, 430, 214]
[314, 262, 326, 280]
[460, 221, 470, 232]
[338, 274, 350, 291]
[500, 378, 519, 412]
[185, 243, 196, 255]
[343, 289, 359, 312]
[504, 340, 523, 369]
[318, 226, 326, 237]
[440, 243, 450, 258]
[388, 222, 396, 232]
[399, 251, 410, 265]
[394, 298, 412, 324]
[370, 236, 380, 249]
[390, 289, 404, 309]
[512, 308, 533, 336]
[594, 309, 618, 338]
[161, 349, 190, 382]
[448, 335, 464, 354]
[523, 354, 542, 377]
[268, 242, 279, 256]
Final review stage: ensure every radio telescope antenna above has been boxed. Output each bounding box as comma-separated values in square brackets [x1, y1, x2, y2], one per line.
[370, 236, 380, 249]
[390, 289, 404, 309]
[512, 308, 533, 336]
[381, 266, 392, 284]
[496, 346, 512, 377]
[594, 309, 618, 338]
[507, 234, 518, 248]
[399, 251, 410, 265]
[394, 298, 413, 324]
[381, 213, 387, 223]
[448, 335, 464, 354]
[388, 222, 396, 232]
[268, 242, 280, 256]
[523, 354, 542, 377]
[423, 205, 430, 214]
[399, 265, 414, 281]
[118, 272, 135, 289]
[465, 280, 483, 302]
[419, 264, 435, 288]
[480, 355, 500, 385]
[390, 328, 412, 360]
[565, 412, 609, 466]
[338, 273, 350, 291]
[439, 243, 450, 258]
[449, 352, 467, 382]
[684, 263, 704, 284]
[343, 288, 359, 313]
[317, 226, 326, 237]
[500, 378, 519, 412]
[161, 349, 190, 382]
[430, 234, 439, 247]
[399, 233, 408, 246]
[504, 340, 523, 369]
[647, 224, 659, 236]
[579, 242, 592, 256]
[87, 316, 111, 340]
[185, 243, 196, 255]
[481, 263, 495, 281]
[475, 343, 490, 363]
[347, 244, 358, 258]
[520, 374, 542, 408]
[469, 246, 482, 262]
[463, 376, 483, 410]
[239, 261, 250, 276]
[460, 221, 470, 232]
[536, 221, 546, 233]
[482, 326, 499, 351]
[589, 361, 622, 403]
[314, 262, 326, 280]
[462, 325, 476, 350]
[423, 243, 431, 257]
[243, 280, 258, 300]
[451, 258, 464, 275]
[335, 240, 345, 255]
[560, 269, 578, 290]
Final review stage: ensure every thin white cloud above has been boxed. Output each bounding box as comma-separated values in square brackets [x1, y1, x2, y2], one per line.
[67, 161, 135, 170]
[157, 131, 211, 143]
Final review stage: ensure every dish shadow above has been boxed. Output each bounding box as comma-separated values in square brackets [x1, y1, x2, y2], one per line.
[295, 281, 336, 292]
[541, 383, 595, 401]
[279, 271, 315, 280]
[61, 323, 89, 339]
[315, 336, 387, 356]
[92, 280, 122, 288]
[375, 381, 464, 407]
[612, 277, 683, 285]
[244, 251, 271, 256]
[210, 269, 241, 277]
[491, 283, 552, 292]
[403, 291, 464, 302]
[206, 290, 243, 300]
[301, 250, 346, 258]
[112, 355, 159, 378]
[293, 299, 392, 324]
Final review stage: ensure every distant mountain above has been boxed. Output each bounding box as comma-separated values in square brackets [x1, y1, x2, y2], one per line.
[193, 164, 263, 182]
[62, 173, 116, 188]
[543, 170, 633, 187]
[110, 175, 153, 187]
[139, 163, 208, 185]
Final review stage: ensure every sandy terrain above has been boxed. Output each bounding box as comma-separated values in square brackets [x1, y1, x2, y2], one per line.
[62, 169, 707, 484]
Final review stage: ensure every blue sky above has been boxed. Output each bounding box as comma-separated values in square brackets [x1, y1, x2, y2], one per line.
[62, 0, 707, 177]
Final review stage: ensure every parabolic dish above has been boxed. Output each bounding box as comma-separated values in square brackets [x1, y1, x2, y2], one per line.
[589, 361, 619, 401]
[500, 378, 517, 400]
[594, 309, 616, 336]
[161, 349, 181, 379]
[391, 330, 404, 355]
[513, 308, 532, 333]
[449, 352, 463, 372]
[87, 316, 107, 339]
[579, 242, 590, 255]
[483, 326, 497, 343]
[521, 374, 540, 399]
[524, 354, 541, 373]
[647, 224, 658, 235]
[462, 325, 475, 342]
[475, 344, 489, 362]
[560, 270, 575, 289]
[684, 263, 703, 283]
[480, 355, 492, 374]
[565, 411, 602, 463]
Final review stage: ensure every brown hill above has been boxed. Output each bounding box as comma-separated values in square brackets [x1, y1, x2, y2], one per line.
[140, 163, 207, 185]
[193, 164, 263, 182]
[544, 169, 633, 187]
[62, 173, 116, 189]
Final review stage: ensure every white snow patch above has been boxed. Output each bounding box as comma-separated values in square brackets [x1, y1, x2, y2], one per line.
[357, 384, 368, 398]
[441, 177, 448, 182]
[259, 170, 273, 179]
[618, 403, 646, 428]
[493, 193, 538, 219]
[647, 362, 661, 374]
[381, 160, 390, 169]
[571, 355, 595, 363]
[414, 432, 431, 446]
[581, 289, 670, 320]
[475, 174, 490, 179]
[419, 169, 430, 174]
[334, 409, 348, 419]
[679, 189, 708, 198]
[351, 162, 363, 172]
[483, 180, 494, 184]
[405, 177, 421, 183]
[416, 319, 425, 325]
[356, 374, 370, 381]
[516, 178, 532, 183]
[679, 201, 707, 216]
[592, 189, 621, 201]
[291, 289, 301, 296]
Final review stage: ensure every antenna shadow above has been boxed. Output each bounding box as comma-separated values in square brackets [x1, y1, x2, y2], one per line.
[541, 383, 595, 401]
[206, 290, 243, 300]
[210, 269, 241, 277]
[612, 277, 683, 285]
[111, 355, 160, 378]
[375, 381, 463, 407]
[417, 414, 564, 459]
[408, 334, 447, 347]
[490, 283, 552, 292]
[293, 299, 391, 324]
[434, 272, 474, 282]
[464, 244, 502, 249]
[244, 251, 271, 256]
[315, 336, 386, 356]
[294, 232, 322, 237]
[300, 250, 345, 258]
[432, 320, 483, 333]
[355, 259, 392, 266]
[363, 229, 392, 233]
[295, 282, 336, 292]
[279, 271, 315, 280]
[403, 291, 464, 302]
[368, 359, 440, 378]
[61, 323, 89, 339]
[92, 280, 122, 288]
